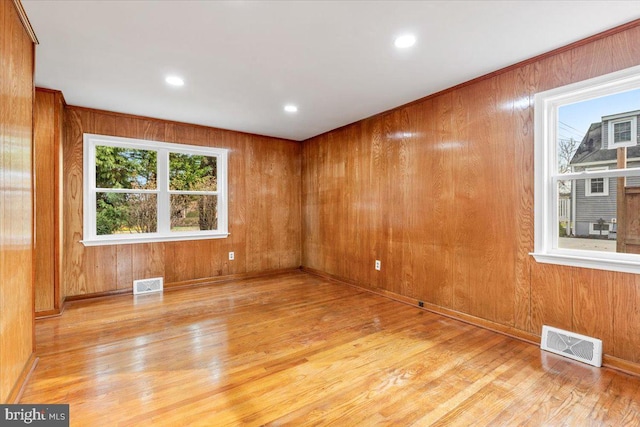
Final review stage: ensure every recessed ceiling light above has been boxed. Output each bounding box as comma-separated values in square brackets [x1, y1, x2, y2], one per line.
[165, 76, 185, 86]
[394, 34, 416, 49]
[284, 105, 298, 113]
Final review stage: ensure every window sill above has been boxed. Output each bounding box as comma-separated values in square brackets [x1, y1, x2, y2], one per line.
[608, 141, 636, 149]
[531, 251, 640, 275]
[81, 232, 230, 246]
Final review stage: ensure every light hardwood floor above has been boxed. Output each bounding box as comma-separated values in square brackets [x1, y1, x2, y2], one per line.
[22, 271, 640, 426]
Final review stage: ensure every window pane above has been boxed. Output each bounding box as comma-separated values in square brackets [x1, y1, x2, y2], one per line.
[590, 178, 604, 194]
[170, 194, 218, 231]
[96, 193, 157, 235]
[169, 153, 217, 191]
[95, 146, 157, 189]
[557, 178, 640, 254]
[614, 121, 631, 143]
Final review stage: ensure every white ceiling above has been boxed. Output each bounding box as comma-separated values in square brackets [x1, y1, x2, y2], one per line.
[23, 1, 640, 141]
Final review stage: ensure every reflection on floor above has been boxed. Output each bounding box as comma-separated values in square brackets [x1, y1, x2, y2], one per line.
[23, 271, 640, 426]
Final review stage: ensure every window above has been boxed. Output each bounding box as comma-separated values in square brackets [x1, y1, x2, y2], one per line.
[83, 134, 228, 246]
[608, 116, 637, 148]
[585, 167, 609, 197]
[589, 222, 610, 235]
[533, 64, 640, 274]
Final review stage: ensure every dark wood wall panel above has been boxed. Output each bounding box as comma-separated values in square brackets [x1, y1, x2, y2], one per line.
[512, 64, 534, 333]
[301, 22, 640, 365]
[34, 91, 56, 311]
[0, 0, 35, 402]
[34, 89, 63, 314]
[62, 107, 301, 297]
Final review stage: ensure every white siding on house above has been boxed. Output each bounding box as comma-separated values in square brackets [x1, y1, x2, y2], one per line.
[573, 161, 640, 236]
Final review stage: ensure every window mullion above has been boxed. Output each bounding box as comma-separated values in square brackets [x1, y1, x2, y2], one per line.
[554, 167, 640, 181]
[87, 141, 97, 240]
[95, 188, 159, 194]
[157, 149, 170, 234]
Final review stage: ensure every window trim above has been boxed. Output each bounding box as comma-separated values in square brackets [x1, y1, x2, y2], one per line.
[584, 167, 609, 197]
[608, 116, 637, 149]
[532, 64, 640, 274]
[82, 133, 229, 246]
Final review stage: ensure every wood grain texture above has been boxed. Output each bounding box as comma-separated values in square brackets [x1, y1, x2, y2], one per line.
[530, 263, 573, 333]
[301, 23, 640, 364]
[34, 90, 56, 312]
[572, 269, 615, 355]
[34, 89, 64, 314]
[614, 274, 640, 364]
[0, 0, 35, 402]
[513, 64, 535, 333]
[621, 186, 640, 255]
[21, 272, 640, 425]
[62, 107, 301, 297]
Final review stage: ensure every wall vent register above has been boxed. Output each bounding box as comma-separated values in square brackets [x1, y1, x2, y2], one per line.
[540, 325, 602, 367]
[133, 277, 164, 295]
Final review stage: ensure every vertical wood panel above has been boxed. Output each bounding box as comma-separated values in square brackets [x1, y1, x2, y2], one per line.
[451, 87, 470, 313]
[406, 101, 434, 303]
[613, 274, 640, 363]
[216, 128, 246, 276]
[609, 25, 640, 71]
[572, 270, 615, 355]
[34, 91, 56, 311]
[116, 245, 133, 290]
[34, 89, 64, 313]
[570, 36, 615, 83]
[54, 92, 64, 310]
[382, 111, 403, 296]
[62, 109, 86, 296]
[132, 243, 164, 281]
[369, 118, 384, 290]
[429, 95, 454, 307]
[301, 21, 640, 365]
[513, 64, 535, 333]
[530, 263, 573, 333]
[0, 0, 35, 402]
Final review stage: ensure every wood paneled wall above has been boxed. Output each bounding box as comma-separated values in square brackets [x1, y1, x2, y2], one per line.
[62, 107, 301, 297]
[0, 0, 35, 402]
[34, 89, 63, 314]
[302, 23, 640, 366]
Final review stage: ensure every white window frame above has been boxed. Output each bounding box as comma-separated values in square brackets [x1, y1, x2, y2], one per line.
[584, 167, 609, 197]
[533, 64, 640, 274]
[82, 133, 229, 246]
[608, 116, 637, 149]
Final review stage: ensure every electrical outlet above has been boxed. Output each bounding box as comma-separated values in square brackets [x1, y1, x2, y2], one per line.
[375, 260, 381, 271]
[229, 251, 235, 261]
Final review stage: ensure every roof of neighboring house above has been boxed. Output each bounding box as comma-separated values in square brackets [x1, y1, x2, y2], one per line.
[570, 121, 640, 165]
